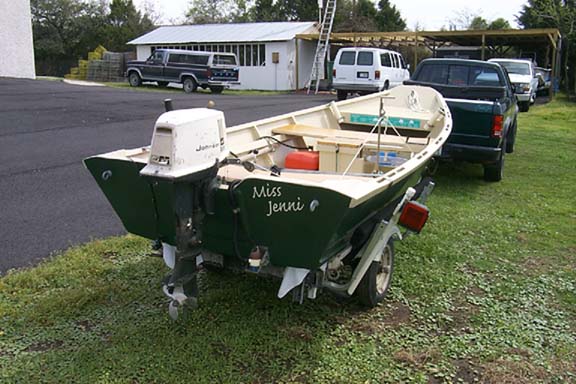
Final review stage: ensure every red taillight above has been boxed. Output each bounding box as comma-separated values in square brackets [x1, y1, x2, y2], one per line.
[399, 201, 429, 233]
[333, 68, 336, 77]
[375, 70, 380, 80]
[492, 115, 503, 138]
[206, 69, 212, 78]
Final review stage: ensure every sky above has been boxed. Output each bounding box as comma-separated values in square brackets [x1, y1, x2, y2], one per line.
[133, 0, 528, 30]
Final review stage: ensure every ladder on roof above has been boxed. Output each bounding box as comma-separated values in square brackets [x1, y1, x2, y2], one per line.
[307, 0, 337, 94]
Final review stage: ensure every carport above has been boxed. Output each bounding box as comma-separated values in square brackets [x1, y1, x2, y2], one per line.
[296, 28, 561, 97]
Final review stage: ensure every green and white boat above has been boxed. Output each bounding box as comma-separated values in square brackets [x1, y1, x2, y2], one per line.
[84, 85, 452, 317]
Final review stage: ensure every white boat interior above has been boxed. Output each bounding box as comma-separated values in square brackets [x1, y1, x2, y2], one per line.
[100, 86, 452, 206]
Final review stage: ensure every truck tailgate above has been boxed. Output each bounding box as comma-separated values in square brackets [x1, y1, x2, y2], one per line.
[445, 98, 499, 148]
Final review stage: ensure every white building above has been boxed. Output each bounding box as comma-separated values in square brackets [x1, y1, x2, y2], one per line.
[128, 22, 319, 91]
[0, 0, 36, 79]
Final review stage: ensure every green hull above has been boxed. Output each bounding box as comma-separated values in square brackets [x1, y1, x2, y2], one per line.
[85, 157, 424, 270]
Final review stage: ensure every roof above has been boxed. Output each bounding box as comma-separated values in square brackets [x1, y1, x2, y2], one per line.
[129, 22, 318, 45]
[297, 28, 561, 50]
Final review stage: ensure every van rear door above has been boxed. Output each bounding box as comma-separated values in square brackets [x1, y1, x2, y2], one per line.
[355, 51, 375, 88]
[334, 50, 356, 87]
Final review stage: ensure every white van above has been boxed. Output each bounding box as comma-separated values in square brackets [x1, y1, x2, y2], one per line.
[332, 47, 410, 100]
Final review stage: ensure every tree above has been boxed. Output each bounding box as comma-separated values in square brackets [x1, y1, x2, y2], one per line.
[31, 0, 107, 75]
[517, 0, 576, 93]
[469, 16, 489, 30]
[105, 0, 154, 51]
[488, 18, 512, 30]
[375, 0, 406, 31]
[186, 0, 236, 24]
[335, 0, 379, 32]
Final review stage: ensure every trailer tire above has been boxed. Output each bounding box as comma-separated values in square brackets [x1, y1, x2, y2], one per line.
[357, 239, 394, 308]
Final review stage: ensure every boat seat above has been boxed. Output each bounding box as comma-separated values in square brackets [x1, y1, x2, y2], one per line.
[271, 124, 428, 149]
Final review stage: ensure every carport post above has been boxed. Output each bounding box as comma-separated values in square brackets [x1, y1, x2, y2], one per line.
[481, 34, 486, 61]
[295, 38, 299, 90]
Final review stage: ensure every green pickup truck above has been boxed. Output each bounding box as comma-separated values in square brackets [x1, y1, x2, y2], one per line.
[405, 59, 518, 181]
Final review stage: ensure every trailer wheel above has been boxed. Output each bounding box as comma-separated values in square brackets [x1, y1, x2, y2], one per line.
[357, 239, 394, 308]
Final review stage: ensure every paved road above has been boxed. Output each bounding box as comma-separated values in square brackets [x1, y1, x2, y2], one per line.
[0, 78, 333, 273]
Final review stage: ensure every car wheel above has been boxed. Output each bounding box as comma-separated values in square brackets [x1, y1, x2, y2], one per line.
[337, 90, 347, 101]
[183, 78, 197, 94]
[505, 121, 517, 154]
[519, 101, 530, 112]
[382, 81, 390, 91]
[484, 140, 505, 182]
[356, 239, 394, 308]
[209, 86, 224, 94]
[157, 81, 169, 87]
[128, 72, 141, 87]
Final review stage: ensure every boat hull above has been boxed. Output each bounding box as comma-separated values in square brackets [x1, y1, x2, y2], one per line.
[85, 156, 426, 270]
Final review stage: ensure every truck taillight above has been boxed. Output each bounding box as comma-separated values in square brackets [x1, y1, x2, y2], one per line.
[206, 69, 212, 78]
[333, 68, 336, 77]
[492, 115, 503, 138]
[399, 201, 429, 233]
[375, 70, 380, 80]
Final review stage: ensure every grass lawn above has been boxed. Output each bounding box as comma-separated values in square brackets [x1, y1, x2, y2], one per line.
[1, 97, 575, 383]
[102, 81, 291, 96]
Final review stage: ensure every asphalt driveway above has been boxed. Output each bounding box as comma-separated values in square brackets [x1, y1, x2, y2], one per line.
[0, 78, 332, 273]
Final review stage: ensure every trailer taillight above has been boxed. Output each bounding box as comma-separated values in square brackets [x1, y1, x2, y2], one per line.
[492, 115, 503, 138]
[399, 201, 429, 233]
[375, 70, 380, 80]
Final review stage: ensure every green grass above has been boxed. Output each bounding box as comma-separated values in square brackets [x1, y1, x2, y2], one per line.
[102, 81, 291, 96]
[1, 97, 575, 383]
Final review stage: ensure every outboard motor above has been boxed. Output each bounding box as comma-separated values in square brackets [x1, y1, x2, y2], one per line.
[141, 108, 228, 319]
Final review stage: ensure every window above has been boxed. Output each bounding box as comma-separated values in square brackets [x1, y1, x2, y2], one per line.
[380, 53, 392, 67]
[167, 54, 183, 63]
[239, 45, 245, 66]
[245, 45, 252, 66]
[391, 54, 399, 68]
[148, 51, 164, 63]
[471, 67, 501, 86]
[357, 51, 373, 66]
[259, 44, 266, 65]
[418, 64, 449, 84]
[213, 54, 237, 65]
[339, 51, 356, 65]
[447, 65, 469, 85]
[399, 55, 407, 69]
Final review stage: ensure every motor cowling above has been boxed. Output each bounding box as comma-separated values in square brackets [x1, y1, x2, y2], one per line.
[140, 108, 228, 180]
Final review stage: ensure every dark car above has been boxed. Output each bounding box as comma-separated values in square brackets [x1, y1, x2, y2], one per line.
[126, 49, 240, 94]
[405, 58, 519, 181]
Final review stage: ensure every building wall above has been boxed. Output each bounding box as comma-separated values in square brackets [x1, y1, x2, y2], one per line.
[0, 0, 35, 79]
[297, 40, 317, 89]
[134, 40, 316, 91]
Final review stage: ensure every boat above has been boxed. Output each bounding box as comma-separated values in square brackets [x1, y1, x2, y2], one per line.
[84, 85, 452, 318]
